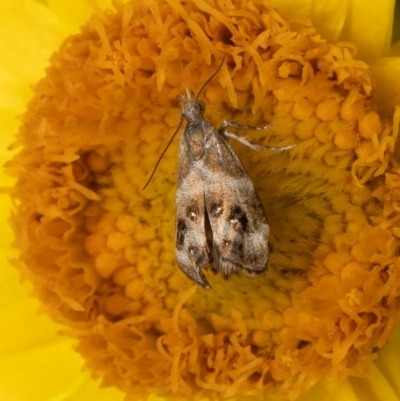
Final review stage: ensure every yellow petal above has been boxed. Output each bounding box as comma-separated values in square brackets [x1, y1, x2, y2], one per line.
[350, 350, 400, 400]
[391, 40, 400, 56]
[299, 327, 400, 401]
[40, 0, 114, 37]
[370, 57, 400, 118]
[338, 0, 395, 61]
[0, 0, 113, 133]
[299, 380, 360, 401]
[374, 325, 400, 397]
[0, 340, 125, 400]
[269, 0, 348, 42]
[269, 0, 395, 61]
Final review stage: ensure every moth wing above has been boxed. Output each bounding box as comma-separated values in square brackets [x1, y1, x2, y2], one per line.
[175, 134, 211, 289]
[202, 130, 270, 277]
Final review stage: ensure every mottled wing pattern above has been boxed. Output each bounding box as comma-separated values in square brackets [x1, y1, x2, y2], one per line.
[175, 129, 211, 289]
[176, 119, 270, 288]
[202, 126, 270, 277]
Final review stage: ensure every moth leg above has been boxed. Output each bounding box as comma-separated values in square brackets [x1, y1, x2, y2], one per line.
[222, 131, 264, 150]
[223, 131, 296, 151]
[219, 120, 275, 132]
[219, 121, 296, 151]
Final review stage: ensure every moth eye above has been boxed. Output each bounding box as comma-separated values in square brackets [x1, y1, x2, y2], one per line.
[209, 201, 223, 218]
[197, 100, 205, 114]
[177, 94, 185, 104]
[188, 246, 197, 255]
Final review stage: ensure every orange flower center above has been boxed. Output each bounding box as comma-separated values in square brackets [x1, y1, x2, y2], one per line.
[6, 0, 400, 399]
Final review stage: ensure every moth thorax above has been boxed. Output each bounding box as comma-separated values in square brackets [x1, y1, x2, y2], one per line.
[182, 100, 205, 122]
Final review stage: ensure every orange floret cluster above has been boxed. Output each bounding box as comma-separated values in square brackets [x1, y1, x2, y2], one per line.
[6, 0, 400, 400]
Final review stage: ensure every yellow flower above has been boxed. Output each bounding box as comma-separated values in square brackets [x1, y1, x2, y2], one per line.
[1, 1, 399, 401]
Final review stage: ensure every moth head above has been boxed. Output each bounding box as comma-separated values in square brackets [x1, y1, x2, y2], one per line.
[181, 97, 205, 122]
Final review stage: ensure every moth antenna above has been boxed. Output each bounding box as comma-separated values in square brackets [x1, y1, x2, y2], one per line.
[185, 85, 191, 98]
[143, 61, 188, 190]
[179, 59, 191, 99]
[195, 57, 226, 99]
[142, 118, 183, 190]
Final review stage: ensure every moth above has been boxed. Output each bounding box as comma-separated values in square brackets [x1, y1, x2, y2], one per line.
[144, 60, 295, 290]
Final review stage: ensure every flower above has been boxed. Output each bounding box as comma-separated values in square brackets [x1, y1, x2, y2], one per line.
[1, 0, 400, 400]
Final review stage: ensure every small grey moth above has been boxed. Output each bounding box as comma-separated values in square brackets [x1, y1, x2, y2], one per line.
[144, 59, 295, 290]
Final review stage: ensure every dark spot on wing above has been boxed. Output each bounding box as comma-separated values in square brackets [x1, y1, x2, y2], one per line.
[228, 205, 248, 232]
[176, 219, 187, 248]
[233, 240, 243, 253]
[187, 245, 208, 266]
[232, 237, 244, 258]
[209, 201, 223, 218]
[188, 245, 197, 255]
[186, 201, 200, 221]
[222, 238, 231, 247]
